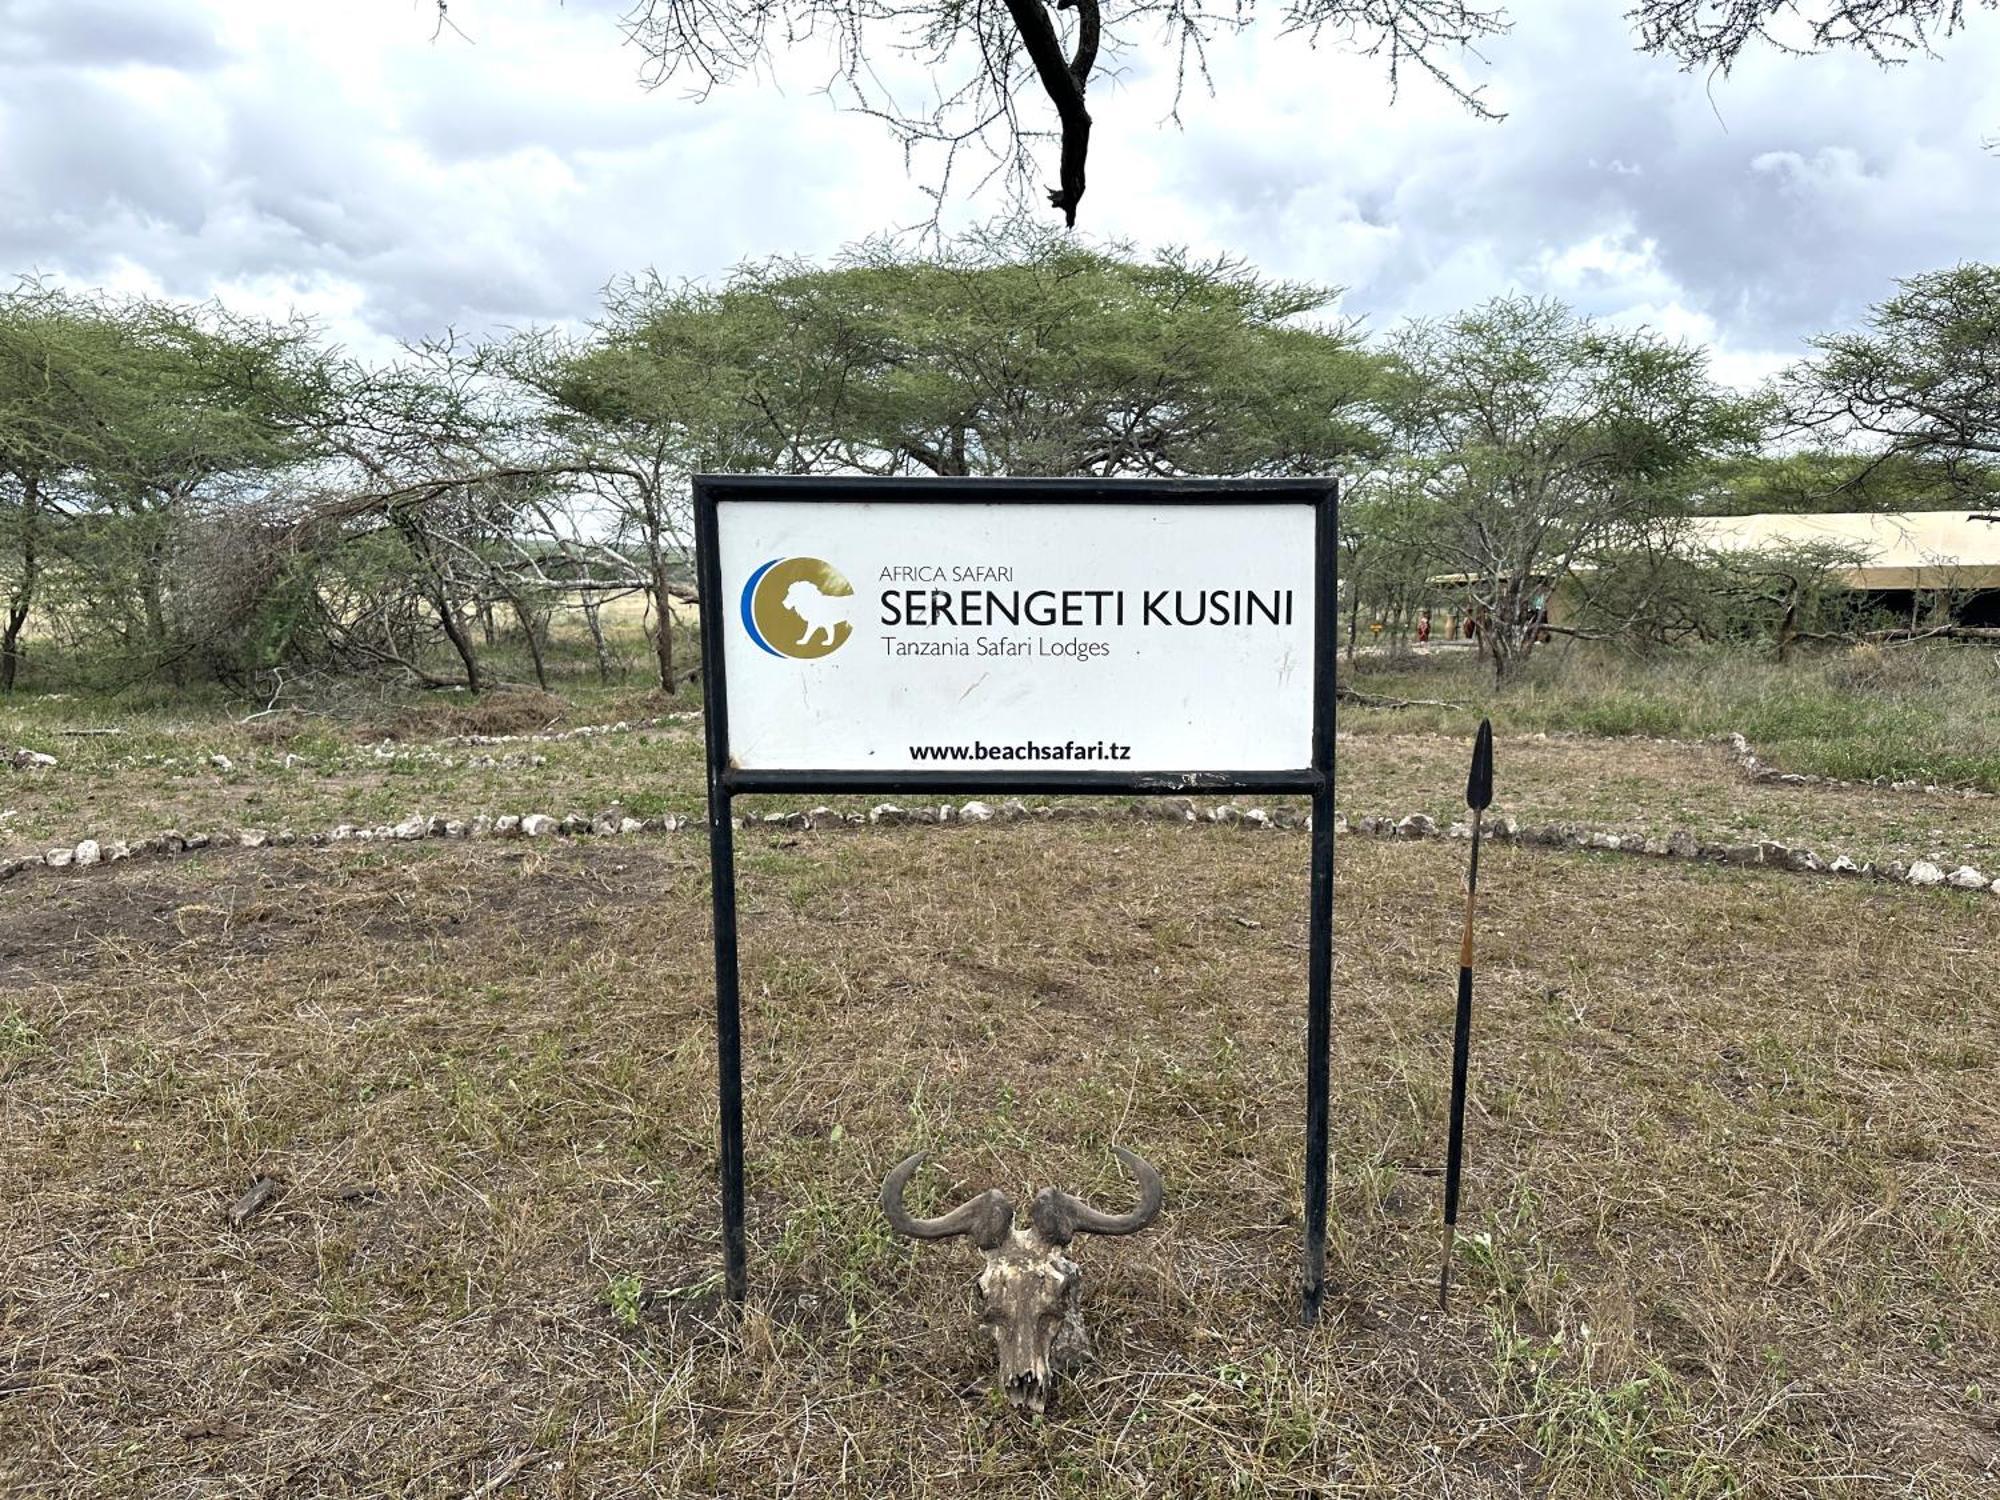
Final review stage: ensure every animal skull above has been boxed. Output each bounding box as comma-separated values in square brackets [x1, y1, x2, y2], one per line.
[880, 1147, 1163, 1413]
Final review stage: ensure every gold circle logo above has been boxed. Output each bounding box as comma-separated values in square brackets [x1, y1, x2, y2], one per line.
[741, 557, 855, 659]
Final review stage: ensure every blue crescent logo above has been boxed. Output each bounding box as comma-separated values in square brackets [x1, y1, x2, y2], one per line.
[740, 558, 784, 657]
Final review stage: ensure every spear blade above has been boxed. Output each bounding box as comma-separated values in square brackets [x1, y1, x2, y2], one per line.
[1466, 717, 1494, 813]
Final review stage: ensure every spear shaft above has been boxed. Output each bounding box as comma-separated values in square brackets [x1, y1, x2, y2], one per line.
[1440, 718, 1493, 1312]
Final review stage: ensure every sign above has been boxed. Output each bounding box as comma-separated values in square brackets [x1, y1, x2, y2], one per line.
[693, 475, 1337, 1325]
[707, 483, 1326, 776]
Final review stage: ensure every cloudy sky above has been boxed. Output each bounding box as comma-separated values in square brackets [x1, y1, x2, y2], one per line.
[3, 0, 1996, 385]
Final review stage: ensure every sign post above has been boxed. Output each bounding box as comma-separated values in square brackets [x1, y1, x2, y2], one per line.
[694, 475, 1337, 1321]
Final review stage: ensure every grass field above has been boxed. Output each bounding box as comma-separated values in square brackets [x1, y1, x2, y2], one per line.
[1343, 646, 2000, 794]
[2, 652, 1998, 1496]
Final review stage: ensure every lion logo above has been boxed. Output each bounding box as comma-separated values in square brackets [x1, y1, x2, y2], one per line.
[741, 557, 855, 659]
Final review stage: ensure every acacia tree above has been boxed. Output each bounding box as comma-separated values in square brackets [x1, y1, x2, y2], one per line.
[493, 228, 1387, 690]
[1387, 297, 1756, 680]
[84, 301, 336, 677]
[484, 283, 836, 692]
[1334, 474, 1447, 659]
[1783, 263, 2000, 481]
[0, 285, 131, 692]
[723, 227, 1388, 476]
[0, 286, 336, 690]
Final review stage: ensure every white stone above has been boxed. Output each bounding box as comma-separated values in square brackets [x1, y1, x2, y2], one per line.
[106, 840, 131, 860]
[1947, 866, 1987, 890]
[1828, 856, 1861, 876]
[619, 817, 644, 834]
[1242, 809, 1270, 828]
[957, 801, 995, 822]
[1907, 861, 1945, 887]
[45, 848, 73, 868]
[521, 814, 558, 837]
[1395, 814, 1435, 838]
[493, 815, 521, 837]
[210, 753, 234, 772]
[869, 804, 907, 824]
[329, 825, 355, 842]
[238, 829, 269, 849]
[73, 839, 101, 866]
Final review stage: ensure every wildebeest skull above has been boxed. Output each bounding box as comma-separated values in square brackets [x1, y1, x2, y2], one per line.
[880, 1147, 1163, 1414]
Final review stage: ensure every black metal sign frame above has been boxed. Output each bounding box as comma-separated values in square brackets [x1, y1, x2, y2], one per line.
[694, 474, 1338, 1322]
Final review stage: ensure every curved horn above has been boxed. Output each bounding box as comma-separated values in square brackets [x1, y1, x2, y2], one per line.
[880, 1153, 1014, 1251]
[1029, 1146, 1164, 1245]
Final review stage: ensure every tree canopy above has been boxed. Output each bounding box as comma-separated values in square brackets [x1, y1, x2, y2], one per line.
[6, 246, 1999, 697]
[1385, 296, 1758, 675]
[433, 0, 1992, 224]
[1784, 263, 2000, 482]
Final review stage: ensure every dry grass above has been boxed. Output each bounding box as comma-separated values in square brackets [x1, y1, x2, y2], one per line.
[1336, 733, 2000, 873]
[2, 828, 1996, 1496]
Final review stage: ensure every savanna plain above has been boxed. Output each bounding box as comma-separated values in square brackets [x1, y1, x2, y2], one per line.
[2, 643, 1997, 1498]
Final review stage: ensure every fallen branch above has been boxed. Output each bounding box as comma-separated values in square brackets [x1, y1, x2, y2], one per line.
[1336, 686, 1466, 711]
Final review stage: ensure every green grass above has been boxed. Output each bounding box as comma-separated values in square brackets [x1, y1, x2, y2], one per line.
[1345, 643, 2000, 791]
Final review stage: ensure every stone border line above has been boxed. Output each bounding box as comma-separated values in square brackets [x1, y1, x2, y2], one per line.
[1727, 731, 1993, 800]
[3, 796, 1995, 901]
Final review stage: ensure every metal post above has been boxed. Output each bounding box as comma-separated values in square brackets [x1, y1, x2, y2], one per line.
[1301, 778, 1335, 1325]
[694, 478, 748, 1305]
[1301, 482, 1337, 1326]
[709, 790, 748, 1304]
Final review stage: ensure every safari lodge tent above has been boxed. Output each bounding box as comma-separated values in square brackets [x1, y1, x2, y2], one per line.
[1689, 510, 2000, 626]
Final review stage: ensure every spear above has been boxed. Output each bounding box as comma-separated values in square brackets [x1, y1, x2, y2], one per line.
[1440, 717, 1494, 1312]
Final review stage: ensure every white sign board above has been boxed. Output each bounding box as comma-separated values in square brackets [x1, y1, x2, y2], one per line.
[711, 496, 1323, 773]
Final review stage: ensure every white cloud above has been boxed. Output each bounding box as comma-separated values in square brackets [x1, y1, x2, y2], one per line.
[1, 0, 1995, 385]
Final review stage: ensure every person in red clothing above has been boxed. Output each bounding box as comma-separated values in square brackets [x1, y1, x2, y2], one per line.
[1416, 609, 1432, 644]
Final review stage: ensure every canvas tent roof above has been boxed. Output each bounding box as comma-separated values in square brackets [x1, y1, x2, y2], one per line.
[1691, 511, 2000, 591]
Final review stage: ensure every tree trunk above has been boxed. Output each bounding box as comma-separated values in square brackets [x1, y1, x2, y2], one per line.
[2, 474, 40, 693]
[139, 525, 180, 683]
[649, 546, 676, 694]
[399, 517, 481, 692]
[512, 596, 549, 690]
[583, 594, 613, 683]
[436, 591, 482, 692]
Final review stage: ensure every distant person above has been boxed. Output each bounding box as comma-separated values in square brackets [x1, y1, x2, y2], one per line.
[1417, 609, 1432, 644]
